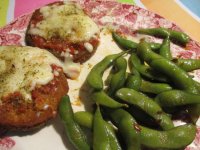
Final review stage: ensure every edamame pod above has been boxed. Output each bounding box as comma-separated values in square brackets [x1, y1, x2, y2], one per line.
[170, 29, 190, 45]
[74, 111, 112, 129]
[125, 73, 142, 91]
[74, 111, 122, 150]
[111, 109, 196, 149]
[74, 111, 93, 129]
[59, 96, 90, 150]
[106, 124, 123, 150]
[110, 109, 141, 150]
[138, 27, 190, 45]
[141, 124, 196, 149]
[137, 41, 198, 94]
[138, 27, 170, 38]
[155, 90, 200, 107]
[108, 57, 127, 95]
[91, 90, 128, 108]
[93, 107, 111, 150]
[86, 51, 126, 90]
[112, 32, 138, 50]
[151, 58, 198, 94]
[129, 53, 168, 82]
[140, 80, 172, 94]
[159, 36, 172, 60]
[127, 106, 158, 128]
[112, 32, 161, 50]
[116, 88, 174, 130]
[173, 58, 200, 72]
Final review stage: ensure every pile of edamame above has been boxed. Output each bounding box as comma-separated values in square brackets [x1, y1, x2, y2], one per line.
[59, 27, 200, 150]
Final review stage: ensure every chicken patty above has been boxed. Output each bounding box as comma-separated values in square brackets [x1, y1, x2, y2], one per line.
[26, 1, 100, 63]
[0, 46, 69, 130]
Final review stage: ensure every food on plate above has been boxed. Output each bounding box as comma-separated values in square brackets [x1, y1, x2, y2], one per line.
[26, 1, 100, 64]
[91, 90, 127, 108]
[133, 79, 172, 94]
[107, 57, 127, 96]
[92, 106, 122, 150]
[129, 52, 169, 82]
[159, 36, 172, 60]
[59, 95, 90, 150]
[110, 109, 196, 149]
[137, 27, 190, 45]
[173, 58, 200, 72]
[137, 40, 199, 94]
[86, 51, 126, 90]
[74, 110, 196, 149]
[116, 88, 174, 130]
[112, 32, 161, 51]
[0, 46, 68, 130]
[60, 27, 200, 150]
[155, 90, 200, 107]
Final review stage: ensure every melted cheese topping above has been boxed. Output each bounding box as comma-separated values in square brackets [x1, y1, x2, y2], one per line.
[0, 46, 70, 102]
[29, 3, 99, 43]
[61, 50, 81, 79]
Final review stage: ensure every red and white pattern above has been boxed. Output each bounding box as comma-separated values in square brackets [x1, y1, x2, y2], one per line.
[0, 14, 32, 46]
[0, 0, 200, 149]
[0, 137, 15, 150]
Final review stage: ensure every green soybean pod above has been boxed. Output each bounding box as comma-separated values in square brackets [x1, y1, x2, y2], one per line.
[186, 79, 200, 123]
[106, 125, 122, 150]
[74, 110, 196, 149]
[91, 90, 128, 108]
[125, 73, 142, 91]
[127, 106, 158, 128]
[108, 57, 127, 95]
[187, 104, 200, 123]
[137, 41, 199, 94]
[74, 111, 122, 150]
[59, 96, 90, 150]
[137, 27, 190, 45]
[129, 53, 168, 82]
[138, 41, 200, 122]
[86, 51, 126, 90]
[105, 71, 114, 86]
[112, 32, 161, 50]
[150, 42, 162, 50]
[112, 32, 138, 50]
[173, 58, 200, 72]
[151, 58, 199, 94]
[116, 88, 174, 130]
[169, 29, 190, 45]
[138, 27, 170, 37]
[74, 111, 114, 129]
[141, 124, 196, 149]
[93, 107, 111, 150]
[74, 111, 93, 129]
[110, 109, 141, 150]
[140, 80, 172, 94]
[159, 36, 172, 60]
[155, 90, 200, 107]
[110, 109, 196, 149]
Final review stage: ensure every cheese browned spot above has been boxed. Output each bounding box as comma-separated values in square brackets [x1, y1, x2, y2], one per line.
[0, 46, 65, 102]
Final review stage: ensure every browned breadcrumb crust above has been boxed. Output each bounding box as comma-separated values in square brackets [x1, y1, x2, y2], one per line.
[0, 68, 68, 131]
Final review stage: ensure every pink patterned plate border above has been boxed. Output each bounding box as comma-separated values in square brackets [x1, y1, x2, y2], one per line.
[0, 0, 200, 150]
